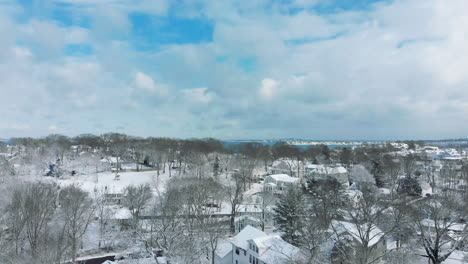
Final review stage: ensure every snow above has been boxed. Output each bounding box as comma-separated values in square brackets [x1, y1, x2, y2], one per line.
[114, 207, 132, 220]
[332, 220, 384, 247]
[267, 174, 299, 183]
[235, 215, 261, 223]
[421, 219, 466, 232]
[414, 250, 466, 264]
[250, 235, 300, 264]
[230, 225, 268, 250]
[216, 240, 233, 258]
[305, 164, 348, 175]
[57, 169, 171, 194]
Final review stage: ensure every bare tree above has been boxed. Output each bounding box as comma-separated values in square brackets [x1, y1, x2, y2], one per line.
[258, 190, 275, 231]
[233, 155, 256, 190]
[333, 186, 397, 264]
[123, 184, 153, 227]
[21, 182, 57, 257]
[407, 195, 467, 264]
[5, 187, 27, 255]
[145, 187, 185, 258]
[93, 188, 113, 249]
[401, 154, 416, 178]
[440, 162, 460, 196]
[59, 185, 95, 263]
[383, 154, 401, 199]
[226, 173, 244, 234]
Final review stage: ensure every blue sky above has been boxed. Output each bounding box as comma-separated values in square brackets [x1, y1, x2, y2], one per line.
[1, 0, 467, 140]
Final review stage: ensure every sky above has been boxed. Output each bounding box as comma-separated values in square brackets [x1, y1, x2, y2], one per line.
[0, 0, 467, 140]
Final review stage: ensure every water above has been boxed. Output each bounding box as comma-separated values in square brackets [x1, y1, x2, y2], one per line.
[222, 140, 358, 151]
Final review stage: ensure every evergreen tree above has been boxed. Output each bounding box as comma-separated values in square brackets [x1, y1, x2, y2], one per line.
[339, 147, 353, 168]
[370, 159, 385, 188]
[306, 177, 348, 227]
[213, 155, 220, 177]
[273, 187, 305, 246]
[397, 177, 422, 196]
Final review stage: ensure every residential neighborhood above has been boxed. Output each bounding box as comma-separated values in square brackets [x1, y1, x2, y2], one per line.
[1, 0, 468, 263]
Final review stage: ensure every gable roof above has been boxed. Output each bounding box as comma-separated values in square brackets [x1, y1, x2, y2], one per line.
[231, 225, 268, 250]
[332, 220, 384, 247]
[250, 235, 301, 263]
[216, 240, 233, 258]
[306, 164, 347, 174]
[267, 174, 299, 183]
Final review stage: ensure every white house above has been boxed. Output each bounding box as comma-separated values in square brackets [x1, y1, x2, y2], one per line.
[330, 221, 386, 264]
[270, 159, 304, 178]
[216, 241, 234, 264]
[246, 235, 301, 264]
[305, 164, 349, 185]
[218, 225, 301, 264]
[263, 174, 299, 195]
[235, 215, 262, 233]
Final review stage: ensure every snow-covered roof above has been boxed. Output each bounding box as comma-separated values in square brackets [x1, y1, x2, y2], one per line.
[231, 225, 268, 250]
[250, 235, 300, 263]
[272, 159, 302, 170]
[267, 174, 299, 183]
[101, 156, 119, 163]
[113, 208, 132, 220]
[156, 257, 168, 264]
[216, 241, 233, 258]
[332, 221, 384, 247]
[235, 215, 261, 223]
[305, 164, 347, 174]
[238, 204, 262, 213]
[421, 219, 466, 232]
[330, 166, 347, 174]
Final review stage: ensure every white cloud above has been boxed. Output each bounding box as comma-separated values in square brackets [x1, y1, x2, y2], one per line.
[0, 123, 31, 131]
[134, 72, 168, 97]
[1, 0, 468, 139]
[48, 125, 58, 131]
[259, 78, 279, 101]
[182, 88, 214, 104]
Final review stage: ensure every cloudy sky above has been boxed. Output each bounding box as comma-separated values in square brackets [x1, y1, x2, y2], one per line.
[1, 0, 467, 140]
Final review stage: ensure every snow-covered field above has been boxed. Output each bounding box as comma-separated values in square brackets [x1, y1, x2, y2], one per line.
[56, 168, 173, 194]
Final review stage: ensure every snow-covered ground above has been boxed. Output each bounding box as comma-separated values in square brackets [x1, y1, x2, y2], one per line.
[56, 167, 173, 194]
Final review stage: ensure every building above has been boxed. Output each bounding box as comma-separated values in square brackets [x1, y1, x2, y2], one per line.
[235, 215, 262, 233]
[217, 225, 301, 264]
[270, 159, 304, 178]
[305, 164, 349, 185]
[263, 174, 299, 195]
[216, 241, 234, 264]
[330, 221, 387, 264]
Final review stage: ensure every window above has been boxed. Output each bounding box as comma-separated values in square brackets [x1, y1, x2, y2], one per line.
[251, 256, 259, 264]
[249, 255, 252, 263]
[235, 248, 239, 255]
[244, 249, 246, 256]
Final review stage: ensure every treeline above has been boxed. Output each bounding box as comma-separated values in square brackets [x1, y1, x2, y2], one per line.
[8, 133, 400, 165]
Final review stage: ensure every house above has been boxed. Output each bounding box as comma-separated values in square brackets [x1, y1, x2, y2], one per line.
[235, 215, 262, 233]
[305, 164, 349, 186]
[219, 225, 301, 264]
[236, 204, 274, 231]
[101, 156, 121, 171]
[270, 159, 304, 178]
[104, 192, 124, 205]
[216, 241, 233, 264]
[330, 221, 386, 264]
[263, 174, 299, 195]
